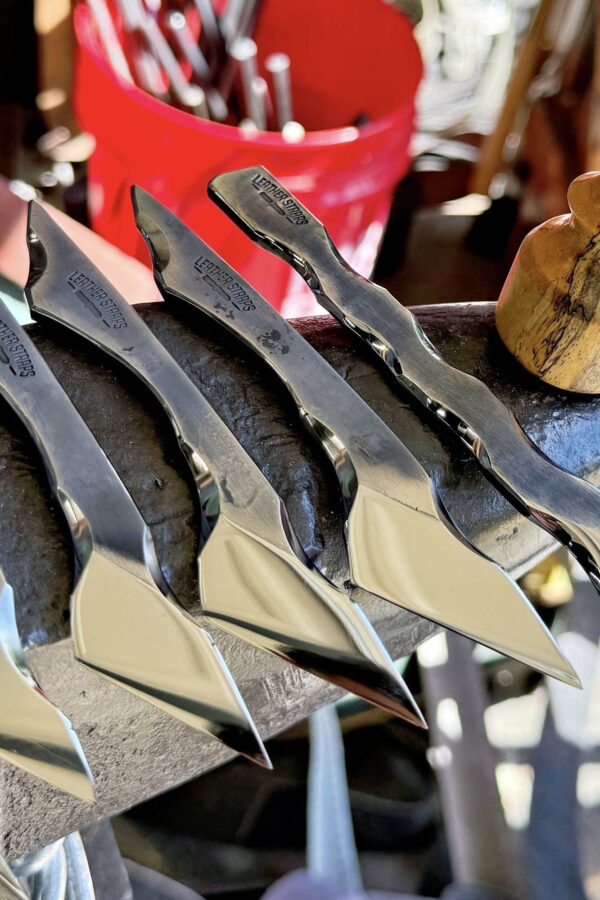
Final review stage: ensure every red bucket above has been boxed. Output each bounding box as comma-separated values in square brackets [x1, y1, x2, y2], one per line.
[74, 0, 422, 315]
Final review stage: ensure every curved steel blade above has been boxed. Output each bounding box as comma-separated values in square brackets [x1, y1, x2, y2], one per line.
[0, 568, 95, 802]
[208, 166, 600, 598]
[24, 203, 425, 728]
[132, 186, 579, 688]
[0, 293, 269, 767]
[200, 513, 425, 725]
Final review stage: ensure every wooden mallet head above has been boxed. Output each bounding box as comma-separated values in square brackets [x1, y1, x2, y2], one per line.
[496, 171, 600, 394]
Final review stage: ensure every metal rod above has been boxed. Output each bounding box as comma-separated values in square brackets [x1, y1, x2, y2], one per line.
[220, 0, 246, 42]
[116, 0, 144, 30]
[229, 0, 264, 42]
[86, 0, 133, 84]
[265, 51, 293, 128]
[193, 0, 226, 64]
[116, 0, 168, 98]
[250, 75, 269, 129]
[142, 12, 211, 116]
[166, 9, 227, 119]
[419, 632, 526, 895]
[230, 36, 260, 124]
[134, 47, 168, 98]
[238, 117, 259, 134]
[281, 120, 305, 142]
[205, 88, 229, 122]
[167, 10, 211, 81]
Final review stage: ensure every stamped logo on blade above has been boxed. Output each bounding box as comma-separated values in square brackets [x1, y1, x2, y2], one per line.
[194, 257, 256, 312]
[0, 320, 35, 377]
[251, 175, 308, 225]
[67, 271, 128, 329]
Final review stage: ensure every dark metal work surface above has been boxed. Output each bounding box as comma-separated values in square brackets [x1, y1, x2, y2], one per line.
[0, 300, 597, 857]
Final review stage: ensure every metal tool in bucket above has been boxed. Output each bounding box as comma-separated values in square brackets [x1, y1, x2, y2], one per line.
[74, 0, 422, 314]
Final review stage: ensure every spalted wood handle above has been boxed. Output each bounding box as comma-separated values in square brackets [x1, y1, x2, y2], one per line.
[496, 171, 600, 394]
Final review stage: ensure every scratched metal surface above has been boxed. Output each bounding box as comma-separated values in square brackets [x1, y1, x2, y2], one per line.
[0, 300, 597, 858]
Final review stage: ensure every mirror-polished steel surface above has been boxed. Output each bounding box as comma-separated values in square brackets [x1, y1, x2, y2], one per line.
[0, 566, 94, 802]
[0, 855, 27, 899]
[210, 166, 600, 597]
[132, 187, 578, 687]
[0, 294, 268, 768]
[25, 202, 425, 728]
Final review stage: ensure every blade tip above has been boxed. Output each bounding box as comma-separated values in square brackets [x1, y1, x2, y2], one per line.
[398, 703, 428, 730]
[71, 778, 97, 804]
[556, 667, 582, 690]
[219, 726, 272, 769]
[252, 750, 274, 770]
[130, 184, 153, 221]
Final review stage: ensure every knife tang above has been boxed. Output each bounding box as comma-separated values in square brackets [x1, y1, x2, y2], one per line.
[210, 167, 600, 592]
[26, 240, 286, 546]
[0, 301, 150, 568]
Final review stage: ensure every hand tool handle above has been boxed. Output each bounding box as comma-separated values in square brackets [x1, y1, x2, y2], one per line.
[210, 166, 600, 590]
[0, 301, 148, 565]
[26, 203, 279, 537]
[496, 171, 600, 393]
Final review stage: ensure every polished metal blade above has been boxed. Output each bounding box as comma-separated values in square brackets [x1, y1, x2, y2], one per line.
[72, 549, 271, 766]
[132, 186, 579, 688]
[200, 514, 425, 727]
[25, 202, 425, 727]
[0, 569, 95, 802]
[208, 166, 600, 599]
[0, 293, 269, 768]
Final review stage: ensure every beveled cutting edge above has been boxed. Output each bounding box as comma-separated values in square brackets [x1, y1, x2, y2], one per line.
[0, 297, 269, 768]
[25, 202, 425, 728]
[0, 564, 95, 801]
[132, 187, 578, 687]
[209, 166, 600, 597]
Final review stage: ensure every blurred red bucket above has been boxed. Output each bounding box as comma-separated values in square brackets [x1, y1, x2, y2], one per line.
[74, 0, 422, 315]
